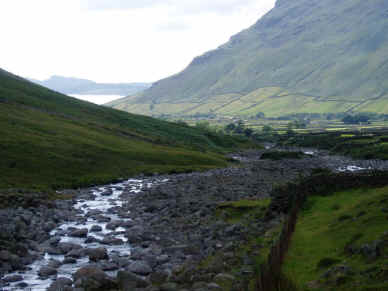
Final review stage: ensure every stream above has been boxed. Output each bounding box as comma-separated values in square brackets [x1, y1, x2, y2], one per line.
[2, 149, 388, 290]
[2, 178, 168, 290]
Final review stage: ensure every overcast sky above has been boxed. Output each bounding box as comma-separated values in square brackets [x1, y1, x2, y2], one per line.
[0, 0, 275, 83]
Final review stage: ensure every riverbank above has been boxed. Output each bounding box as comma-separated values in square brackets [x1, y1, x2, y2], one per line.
[2, 148, 388, 290]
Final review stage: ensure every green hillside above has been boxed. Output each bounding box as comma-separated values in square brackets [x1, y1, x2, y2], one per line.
[108, 0, 388, 117]
[0, 69, 249, 190]
[283, 186, 388, 290]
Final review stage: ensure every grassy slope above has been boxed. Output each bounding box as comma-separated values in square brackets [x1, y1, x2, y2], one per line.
[107, 0, 388, 117]
[283, 187, 388, 290]
[0, 69, 250, 190]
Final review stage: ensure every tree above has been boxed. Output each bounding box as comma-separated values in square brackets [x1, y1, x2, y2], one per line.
[262, 125, 273, 133]
[225, 123, 236, 132]
[256, 112, 265, 119]
[244, 128, 254, 137]
[235, 120, 245, 134]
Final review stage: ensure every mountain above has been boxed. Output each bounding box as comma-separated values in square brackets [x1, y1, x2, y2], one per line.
[0, 68, 248, 190]
[31, 75, 151, 96]
[107, 0, 388, 117]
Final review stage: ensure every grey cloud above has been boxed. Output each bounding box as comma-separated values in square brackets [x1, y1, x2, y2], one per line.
[81, 0, 259, 15]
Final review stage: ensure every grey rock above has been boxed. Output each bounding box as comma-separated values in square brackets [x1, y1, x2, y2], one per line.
[117, 270, 149, 291]
[127, 260, 152, 275]
[38, 266, 57, 277]
[73, 266, 117, 290]
[69, 228, 88, 238]
[47, 277, 73, 291]
[3, 274, 23, 282]
[90, 225, 103, 232]
[87, 247, 109, 262]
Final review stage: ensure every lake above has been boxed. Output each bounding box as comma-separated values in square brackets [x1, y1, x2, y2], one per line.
[69, 94, 124, 105]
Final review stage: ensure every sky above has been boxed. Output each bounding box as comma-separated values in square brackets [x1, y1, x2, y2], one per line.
[0, 0, 275, 84]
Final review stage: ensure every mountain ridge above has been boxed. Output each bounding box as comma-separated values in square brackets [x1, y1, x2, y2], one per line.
[31, 75, 151, 96]
[107, 0, 388, 117]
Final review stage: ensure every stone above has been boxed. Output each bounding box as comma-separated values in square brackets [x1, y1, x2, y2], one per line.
[63, 257, 77, 264]
[38, 266, 57, 277]
[87, 247, 109, 262]
[101, 236, 124, 245]
[3, 274, 23, 282]
[90, 225, 103, 232]
[150, 270, 169, 285]
[127, 260, 152, 276]
[73, 266, 117, 290]
[47, 277, 73, 291]
[117, 270, 149, 291]
[214, 273, 235, 286]
[69, 228, 88, 238]
[58, 242, 82, 254]
[160, 282, 179, 291]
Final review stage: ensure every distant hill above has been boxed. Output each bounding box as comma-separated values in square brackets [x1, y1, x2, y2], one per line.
[31, 75, 151, 96]
[107, 0, 388, 117]
[0, 68, 248, 190]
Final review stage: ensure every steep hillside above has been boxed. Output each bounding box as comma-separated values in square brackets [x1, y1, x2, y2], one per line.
[108, 0, 388, 117]
[31, 75, 150, 96]
[0, 69, 249, 190]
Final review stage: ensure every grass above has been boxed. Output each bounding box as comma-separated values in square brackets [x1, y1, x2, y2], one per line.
[283, 186, 388, 290]
[0, 69, 253, 192]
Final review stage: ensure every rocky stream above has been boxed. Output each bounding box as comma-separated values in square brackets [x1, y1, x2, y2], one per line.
[1, 149, 388, 290]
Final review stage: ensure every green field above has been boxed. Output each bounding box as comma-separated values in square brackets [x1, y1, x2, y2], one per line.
[0, 69, 252, 191]
[283, 186, 388, 290]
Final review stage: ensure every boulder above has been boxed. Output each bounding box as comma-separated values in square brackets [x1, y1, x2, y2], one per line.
[127, 260, 152, 276]
[90, 225, 103, 232]
[38, 266, 57, 277]
[47, 277, 73, 291]
[69, 228, 88, 238]
[117, 270, 149, 291]
[87, 248, 109, 262]
[3, 274, 23, 282]
[73, 266, 117, 291]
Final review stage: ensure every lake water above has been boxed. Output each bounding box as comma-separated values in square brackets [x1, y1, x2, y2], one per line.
[69, 94, 124, 105]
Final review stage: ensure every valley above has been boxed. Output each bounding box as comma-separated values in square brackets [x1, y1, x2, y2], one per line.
[1, 146, 388, 290]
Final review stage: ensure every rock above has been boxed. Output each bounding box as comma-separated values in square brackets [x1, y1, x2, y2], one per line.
[90, 225, 103, 232]
[47, 277, 73, 291]
[150, 270, 169, 285]
[207, 282, 222, 290]
[69, 228, 88, 238]
[66, 248, 86, 258]
[63, 257, 77, 264]
[38, 266, 57, 277]
[127, 260, 152, 275]
[106, 221, 121, 230]
[214, 273, 235, 287]
[101, 190, 113, 196]
[156, 254, 170, 264]
[48, 259, 62, 269]
[58, 242, 82, 254]
[16, 282, 29, 288]
[0, 250, 12, 261]
[85, 236, 101, 244]
[101, 236, 124, 245]
[117, 270, 149, 291]
[73, 266, 117, 291]
[160, 282, 179, 291]
[87, 247, 109, 262]
[3, 274, 23, 282]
